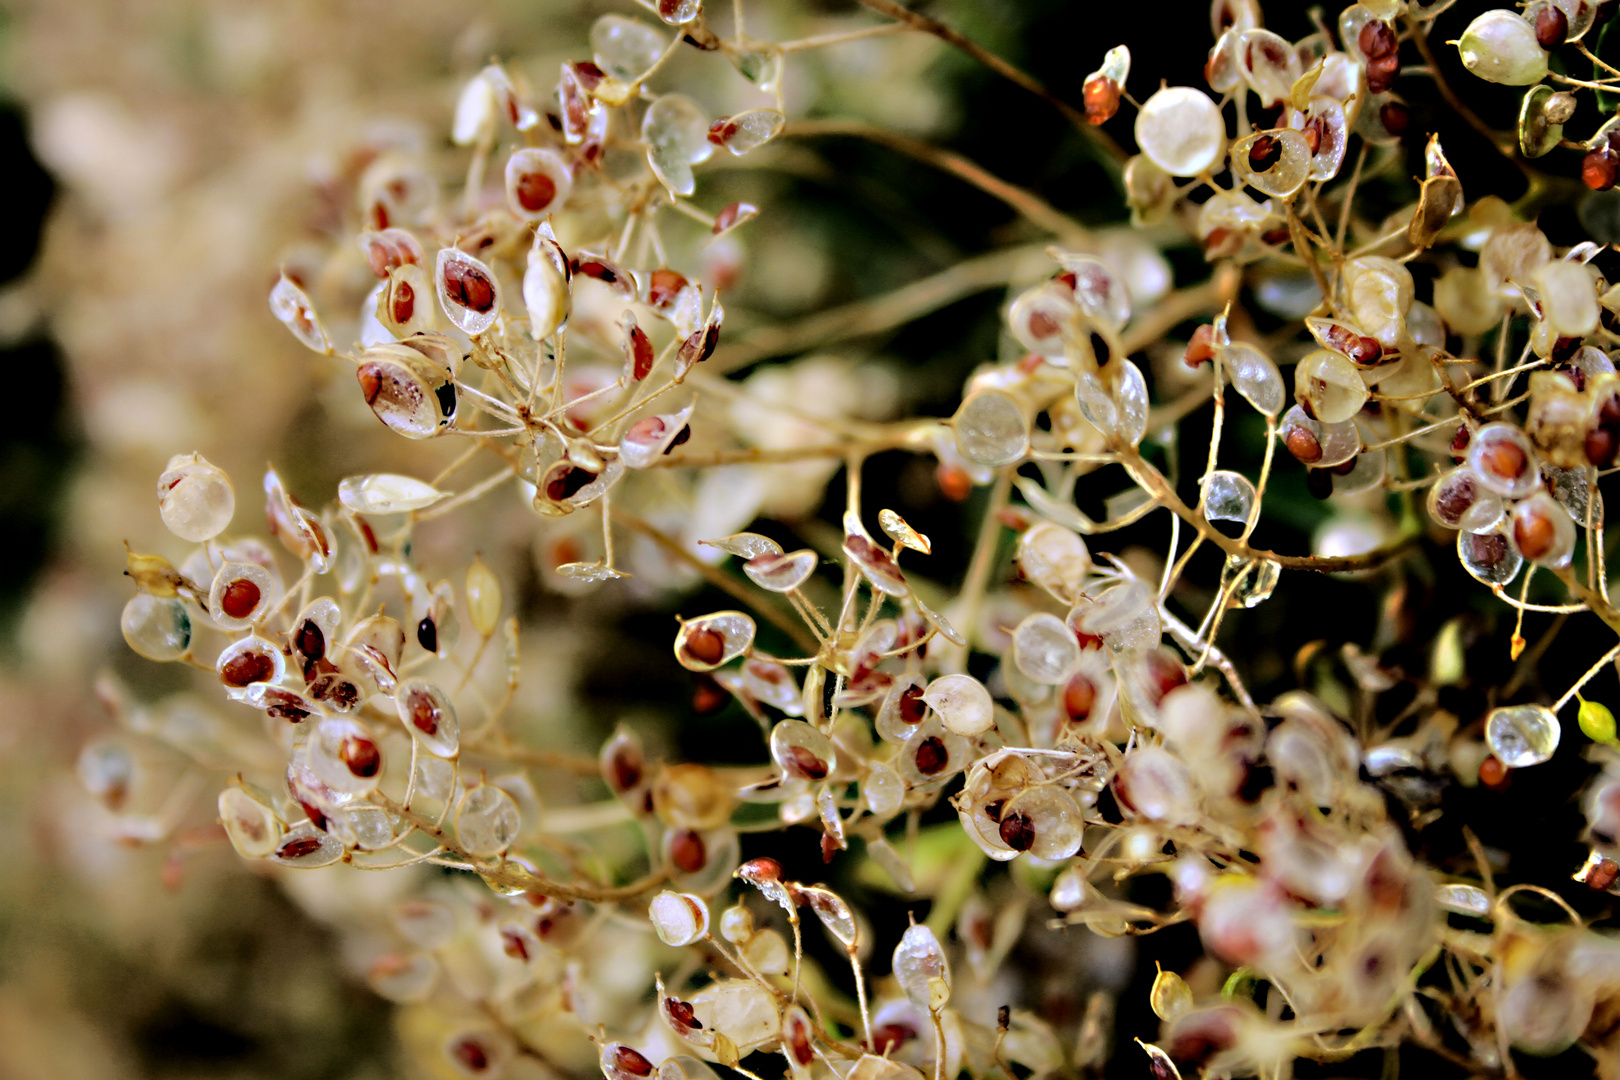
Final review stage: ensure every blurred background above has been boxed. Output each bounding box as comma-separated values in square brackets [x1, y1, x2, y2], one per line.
[2, 1, 1615, 1077]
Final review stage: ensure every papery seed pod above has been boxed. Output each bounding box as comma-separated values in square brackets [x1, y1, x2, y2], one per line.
[1457, 10, 1550, 85]
[592, 13, 667, 79]
[673, 294, 723, 380]
[1000, 785, 1084, 859]
[272, 822, 344, 867]
[1008, 281, 1079, 358]
[1075, 361, 1150, 446]
[1295, 95, 1348, 181]
[898, 718, 969, 785]
[1458, 526, 1524, 586]
[649, 890, 710, 945]
[1343, 256, 1413, 349]
[922, 673, 994, 736]
[121, 594, 191, 662]
[395, 678, 460, 758]
[1201, 470, 1256, 526]
[1075, 579, 1162, 654]
[217, 634, 284, 690]
[208, 559, 271, 629]
[376, 262, 434, 338]
[741, 549, 816, 593]
[504, 147, 572, 220]
[1231, 129, 1310, 197]
[157, 453, 234, 542]
[708, 108, 784, 154]
[655, 763, 736, 832]
[1468, 422, 1540, 497]
[1427, 466, 1504, 532]
[356, 342, 456, 439]
[1151, 966, 1195, 1022]
[219, 785, 281, 858]
[1238, 29, 1300, 106]
[269, 273, 332, 354]
[1487, 704, 1561, 767]
[1294, 349, 1368, 424]
[674, 611, 754, 671]
[1536, 260, 1600, 338]
[1511, 490, 1577, 566]
[1017, 522, 1091, 603]
[1012, 612, 1081, 685]
[435, 248, 501, 336]
[1222, 342, 1285, 416]
[893, 922, 951, 1012]
[875, 676, 929, 744]
[621, 403, 695, 468]
[358, 228, 424, 278]
[644, 93, 713, 197]
[770, 719, 835, 781]
[309, 717, 384, 797]
[1135, 86, 1225, 177]
[713, 201, 760, 237]
[455, 785, 520, 857]
[1115, 746, 1198, 825]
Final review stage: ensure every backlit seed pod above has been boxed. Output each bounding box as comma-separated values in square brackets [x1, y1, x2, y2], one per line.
[358, 228, 424, 278]
[269, 273, 332, 354]
[1201, 470, 1256, 526]
[454, 785, 521, 857]
[356, 342, 456, 439]
[1329, 444, 1386, 497]
[272, 823, 344, 868]
[601, 1044, 656, 1080]
[922, 673, 994, 736]
[209, 561, 272, 630]
[1535, 260, 1600, 337]
[952, 388, 1029, 467]
[1294, 350, 1368, 425]
[1458, 526, 1524, 586]
[1012, 613, 1081, 685]
[504, 147, 572, 220]
[309, 717, 385, 795]
[619, 310, 655, 382]
[998, 785, 1084, 859]
[707, 108, 784, 154]
[799, 884, 858, 950]
[1124, 153, 1176, 226]
[875, 676, 929, 743]
[1008, 281, 1080, 358]
[307, 673, 362, 713]
[1075, 361, 1150, 446]
[1519, 84, 1566, 158]
[395, 678, 460, 758]
[156, 453, 234, 542]
[435, 249, 501, 336]
[216, 634, 284, 691]
[743, 549, 817, 594]
[1056, 253, 1133, 332]
[239, 683, 316, 724]
[864, 764, 905, 818]
[218, 785, 280, 858]
[1017, 523, 1091, 603]
[1231, 128, 1310, 197]
[1115, 746, 1198, 825]
[121, 594, 191, 662]
[1457, 10, 1549, 85]
[1428, 466, 1504, 532]
[1511, 491, 1576, 566]
[1281, 404, 1359, 468]
[620, 403, 695, 469]
[1526, 372, 1591, 468]
[1468, 422, 1540, 497]
[1076, 580, 1161, 654]
[673, 294, 723, 379]
[592, 13, 667, 79]
[462, 555, 502, 639]
[893, 922, 951, 1012]
[1151, 967, 1195, 1023]
[655, 763, 735, 832]
[367, 953, 438, 1004]
[674, 611, 754, 671]
[644, 93, 713, 197]
[1343, 256, 1413, 349]
[1222, 343, 1285, 416]
[689, 978, 783, 1055]
[376, 263, 434, 338]
[1134, 86, 1225, 177]
[337, 473, 446, 516]
[770, 720, 835, 781]
[1237, 29, 1300, 106]
[1487, 704, 1561, 767]
[601, 726, 649, 806]
[898, 718, 970, 785]
[649, 890, 710, 946]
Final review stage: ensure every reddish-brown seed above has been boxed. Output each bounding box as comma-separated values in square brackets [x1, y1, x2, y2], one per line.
[668, 828, 706, 873]
[404, 688, 441, 736]
[1513, 505, 1557, 561]
[998, 810, 1036, 851]
[295, 618, 325, 661]
[1358, 19, 1397, 60]
[781, 744, 829, 781]
[1450, 426, 1471, 462]
[443, 260, 495, 312]
[222, 650, 275, 687]
[1183, 323, 1218, 369]
[1478, 440, 1528, 482]
[1365, 51, 1400, 94]
[1302, 115, 1325, 156]
[1083, 74, 1120, 125]
[1588, 424, 1620, 467]
[937, 464, 973, 501]
[340, 736, 382, 778]
[221, 578, 261, 620]
[898, 684, 927, 725]
[1142, 650, 1188, 704]
[738, 856, 782, 883]
[390, 280, 415, 324]
[277, 836, 324, 860]
[515, 171, 558, 213]
[870, 1024, 916, 1055]
[1284, 424, 1324, 464]
[544, 466, 595, 502]
[666, 998, 702, 1031]
[500, 927, 530, 960]
[646, 268, 688, 312]
[1063, 673, 1097, 721]
[914, 735, 949, 776]
[1585, 146, 1619, 191]
[691, 674, 729, 715]
[1479, 754, 1510, 788]
[707, 116, 740, 146]
[451, 1038, 492, 1073]
[608, 747, 642, 793]
[1379, 101, 1411, 137]
[1536, 4, 1569, 49]
[1246, 134, 1281, 172]
[683, 627, 726, 666]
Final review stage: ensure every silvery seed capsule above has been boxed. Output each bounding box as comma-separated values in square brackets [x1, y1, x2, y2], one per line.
[355, 342, 456, 439]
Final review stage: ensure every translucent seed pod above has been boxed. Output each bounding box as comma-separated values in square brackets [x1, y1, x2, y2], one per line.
[269, 273, 332, 354]
[864, 764, 905, 818]
[735, 549, 813, 594]
[1017, 523, 1091, 604]
[770, 719, 835, 781]
[1331, 444, 1386, 497]
[656, 0, 701, 24]
[218, 785, 280, 858]
[1075, 361, 1150, 446]
[1077, 580, 1161, 653]
[644, 94, 714, 197]
[922, 673, 995, 736]
[601, 1044, 657, 1080]
[875, 676, 929, 743]
[1201, 470, 1256, 525]
[1468, 422, 1540, 497]
[309, 716, 385, 796]
[620, 402, 696, 469]
[1279, 404, 1358, 468]
[997, 785, 1085, 859]
[1115, 746, 1199, 825]
[898, 718, 970, 785]
[504, 147, 572, 220]
[337, 473, 446, 516]
[878, 508, 931, 554]
[1458, 526, 1524, 586]
[1135, 86, 1226, 176]
[356, 342, 456, 439]
[1295, 349, 1368, 424]
[523, 236, 570, 343]
[953, 388, 1029, 466]
[435, 248, 501, 336]
[455, 785, 521, 858]
[1304, 316, 1384, 367]
[1511, 490, 1577, 566]
[1012, 612, 1081, 685]
[395, 678, 461, 758]
[121, 594, 191, 661]
[591, 15, 668, 80]
[674, 611, 754, 671]
[1299, 95, 1349, 181]
[1223, 343, 1285, 416]
[1231, 128, 1311, 197]
[217, 635, 285, 689]
[464, 555, 501, 639]
[375, 263, 433, 339]
[1535, 260, 1600, 337]
[1428, 466, 1505, 532]
[1124, 153, 1176, 226]
[1487, 704, 1561, 767]
[1054, 253, 1132, 332]
[1457, 10, 1550, 85]
[894, 922, 951, 1012]
[209, 561, 272, 630]
[708, 108, 784, 155]
[800, 885, 858, 950]
[1343, 256, 1414, 349]
[272, 823, 344, 867]
[367, 953, 438, 1004]
[690, 978, 783, 1055]
[649, 890, 711, 947]
[156, 453, 234, 542]
[1237, 29, 1301, 106]
[1008, 281, 1079, 359]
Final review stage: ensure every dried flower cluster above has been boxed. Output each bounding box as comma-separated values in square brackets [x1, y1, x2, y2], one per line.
[81, 0, 1620, 1077]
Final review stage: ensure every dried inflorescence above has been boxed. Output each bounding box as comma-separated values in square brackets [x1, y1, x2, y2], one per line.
[81, 0, 1620, 1077]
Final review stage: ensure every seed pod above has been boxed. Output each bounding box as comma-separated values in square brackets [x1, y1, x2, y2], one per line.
[1134, 86, 1225, 177]
[769, 719, 835, 781]
[600, 1044, 656, 1080]
[707, 108, 784, 154]
[1343, 256, 1414, 349]
[1458, 526, 1524, 586]
[219, 785, 281, 858]
[504, 147, 572, 220]
[592, 13, 667, 79]
[922, 673, 994, 736]
[1075, 361, 1150, 446]
[272, 822, 344, 867]
[374, 262, 434, 338]
[1124, 153, 1176, 226]
[1294, 350, 1368, 425]
[156, 452, 234, 542]
[674, 611, 754, 671]
[1151, 967, 1195, 1022]
[1467, 422, 1540, 497]
[1510, 490, 1576, 566]
[395, 678, 460, 758]
[644, 93, 713, 197]
[1231, 128, 1310, 197]
[269, 273, 332, 354]
[649, 890, 710, 946]
[356, 342, 456, 439]
[1017, 523, 1091, 603]
[898, 718, 969, 785]
[455, 785, 521, 857]
[893, 923, 951, 1012]
[1427, 466, 1504, 532]
[1535, 260, 1600, 338]
[1456, 10, 1549, 85]
[1115, 746, 1198, 825]
[1487, 704, 1561, 767]
[620, 402, 696, 468]
[743, 549, 817, 593]
[1222, 342, 1285, 416]
[435, 249, 501, 336]
[122, 594, 191, 662]
[1011, 612, 1081, 685]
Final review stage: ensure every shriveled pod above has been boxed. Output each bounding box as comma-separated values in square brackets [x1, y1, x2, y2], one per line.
[1295, 349, 1368, 424]
[157, 452, 234, 542]
[1457, 10, 1549, 85]
[455, 785, 521, 857]
[876, 676, 929, 743]
[708, 108, 784, 155]
[272, 823, 344, 868]
[744, 549, 817, 593]
[1135, 86, 1225, 177]
[620, 402, 695, 468]
[1115, 745, 1199, 825]
[1202, 470, 1256, 525]
[1081, 45, 1130, 124]
[591, 14, 667, 80]
[377, 263, 434, 338]
[219, 785, 281, 858]
[1012, 613, 1081, 685]
[1222, 342, 1285, 416]
[770, 719, 836, 781]
[523, 231, 570, 342]
[646, 267, 702, 332]
[894, 922, 951, 1012]
[269, 273, 332, 354]
[1428, 466, 1505, 532]
[1304, 316, 1383, 367]
[346, 613, 405, 686]
[1519, 84, 1568, 159]
[1535, 260, 1600, 338]
[1511, 490, 1577, 566]
[997, 785, 1085, 859]
[504, 147, 572, 220]
[1280, 404, 1359, 467]
[1409, 137, 1464, 249]
[356, 342, 456, 439]
[122, 594, 191, 662]
[1458, 526, 1524, 586]
[395, 678, 460, 758]
[1487, 704, 1561, 767]
[1468, 422, 1540, 497]
[675, 611, 755, 671]
[308, 673, 362, 713]
[435, 248, 501, 336]
[1054, 253, 1131, 332]
[1008, 281, 1080, 358]
[1017, 522, 1091, 603]
[898, 717, 971, 785]
[922, 673, 995, 736]
[1343, 256, 1413, 349]
[209, 561, 272, 630]
[644, 93, 714, 197]
[1238, 29, 1300, 106]
[1231, 128, 1310, 197]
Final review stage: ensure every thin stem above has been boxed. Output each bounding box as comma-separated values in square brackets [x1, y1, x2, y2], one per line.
[1553, 642, 1620, 711]
[779, 22, 909, 52]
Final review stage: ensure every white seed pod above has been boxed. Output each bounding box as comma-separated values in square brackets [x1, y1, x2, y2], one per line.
[1511, 490, 1577, 567]
[999, 785, 1085, 860]
[308, 716, 385, 796]
[1467, 422, 1540, 497]
[1011, 612, 1081, 685]
[395, 678, 461, 758]
[689, 978, 782, 1054]
[157, 453, 234, 542]
[1427, 466, 1504, 533]
[377, 263, 435, 338]
[1458, 526, 1524, 586]
[649, 890, 711, 946]
[356, 342, 457, 439]
[338, 473, 447, 514]
[1076, 579, 1161, 653]
[455, 785, 521, 857]
[1231, 128, 1311, 197]
[1017, 522, 1091, 603]
[1237, 29, 1301, 107]
[1295, 349, 1368, 425]
[1487, 704, 1561, 767]
[709, 109, 784, 155]
[122, 594, 191, 662]
[523, 233, 570, 342]
[674, 611, 755, 671]
[953, 388, 1029, 466]
[1343, 256, 1414, 349]
[1115, 745, 1199, 825]
[864, 764, 906, 818]
[219, 785, 280, 858]
[644, 93, 713, 197]
[893, 923, 951, 1012]
[1134, 86, 1225, 177]
[368, 952, 439, 1003]
[1201, 470, 1256, 525]
[592, 14, 668, 80]
[1222, 342, 1285, 416]
[272, 823, 344, 867]
[209, 560, 273, 630]
[769, 719, 835, 781]
[435, 248, 502, 336]
[505, 147, 573, 220]
[1457, 10, 1549, 85]
[1534, 260, 1599, 338]
[922, 673, 995, 736]
[269, 273, 332, 354]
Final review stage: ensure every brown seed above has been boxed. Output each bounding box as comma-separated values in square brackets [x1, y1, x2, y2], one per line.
[221, 650, 275, 687]
[515, 170, 558, 213]
[870, 1024, 915, 1055]
[390, 280, 415, 324]
[221, 578, 261, 620]
[608, 747, 643, 793]
[1587, 424, 1620, 467]
[295, 618, 325, 661]
[898, 684, 927, 725]
[1536, 4, 1569, 49]
[914, 735, 949, 776]
[1246, 134, 1281, 172]
[1379, 101, 1410, 137]
[1142, 649, 1188, 704]
[1584, 146, 1619, 191]
[1284, 424, 1324, 464]
[1183, 323, 1218, 369]
[646, 268, 689, 312]
[277, 836, 324, 860]
[613, 1048, 653, 1077]
[1301, 115, 1325, 155]
[781, 744, 829, 781]
[443, 260, 495, 312]
[998, 810, 1036, 851]
[1479, 754, 1510, 788]
[544, 465, 596, 503]
[666, 998, 702, 1031]
[1063, 673, 1097, 721]
[340, 736, 381, 778]
[683, 627, 726, 666]
[1513, 505, 1557, 561]
[1358, 19, 1397, 60]
[1478, 440, 1528, 482]
[1365, 51, 1399, 94]
[451, 1038, 491, 1073]
[1083, 74, 1120, 125]
[668, 828, 706, 873]
[404, 687, 441, 736]
[1450, 426, 1471, 462]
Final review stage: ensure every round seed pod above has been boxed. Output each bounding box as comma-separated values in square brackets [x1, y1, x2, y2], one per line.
[157, 453, 234, 542]
[1427, 466, 1504, 533]
[219, 785, 281, 858]
[649, 890, 711, 946]
[455, 785, 521, 857]
[1467, 422, 1540, 498]
[1295, 350, 1368, 425]
[216, 635, 285, 689]
[769, 719, 835, 781]
[122, 594, 191, 661]
[435, 248, 501, 336]
[1487, 704, 1561, 767]
[504, 147, 573, 220]
[1231, 128, 1310, 197]
[674, 611, 754, 671]
[1456, 10, 1549, 85]
[1135, 86, 1226, 177]
[1458, 526, 1524, 586]
[356, 342, 456, 439]
[395, 678, 460, 758]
